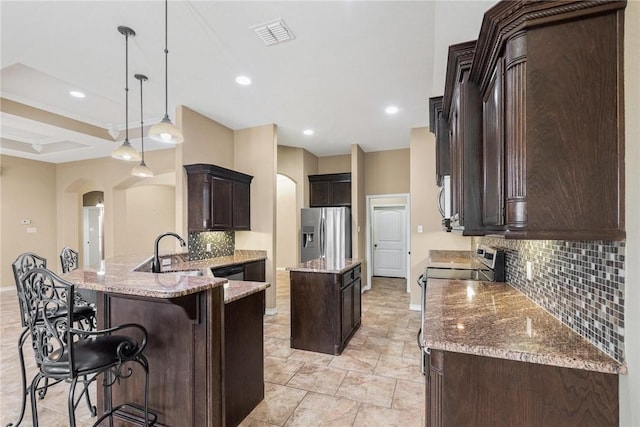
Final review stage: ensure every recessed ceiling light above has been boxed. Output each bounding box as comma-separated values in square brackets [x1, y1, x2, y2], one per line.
[303, 129, 314, 136]
[385, 105, 399, 115]
[236, 76, 251, 86]
[69, 90, 86, 98]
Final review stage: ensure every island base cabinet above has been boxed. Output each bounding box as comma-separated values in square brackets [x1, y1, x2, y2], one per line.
[96, 287, 224, 427]
[225, 291, 265, 427]
[426, 350, 618, 427]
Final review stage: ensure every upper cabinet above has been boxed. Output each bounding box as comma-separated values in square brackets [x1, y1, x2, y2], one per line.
[184, 164, 253, 232]
[470, 0, 626, 240]
[428, 97, 451, 187]
[442, 41, 484, 236]
[309, 173, 352, 207]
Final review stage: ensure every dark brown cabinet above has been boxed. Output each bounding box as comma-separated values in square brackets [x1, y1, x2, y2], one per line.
[290, 263, 361, 355]
[425, 349, 618, 427]
[429, 96, 451, 187]
[309, 173, 351, 207]
[442, 41, 484, 236]
[244, 260, 265, 282]
[184, 164, 253, 232]
[470, 0, 626, 240]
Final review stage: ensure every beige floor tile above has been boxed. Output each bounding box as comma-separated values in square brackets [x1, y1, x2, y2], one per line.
[239, 416, 282, 427]
[247, 382, 307, 426]
[284, 392, 360, 427]
[288, 349, 335, 366]
[374, 354, 423, 383]
[264, 323, 291, 340]
[387, 326, 420, 342]
[264, 356, 304, 385]
[361, 336, 405, 357]
[402, 340, 424, 361]
[392, 379, 425, 416]
[355, 323, 390, 338]
[353, 403, 423, 427]
[286, 364, 347, 395]
[264, 337, 295, 359]
[335, 370, 396, 408]
[328, 348, 380, 374]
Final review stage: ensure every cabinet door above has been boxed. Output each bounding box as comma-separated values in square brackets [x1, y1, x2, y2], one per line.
[482, 58, 505, 228]
[435, 110, 451, 186]
[233, 181, 251, 230]
[352, 277, 361, 327]
[310, 181, 330, 207]
[449, 90, 462, 226]
[187, 173, 212, 231]
[244, 260, 265, 282]
[340, 283, 354, 342]
[330, 181, 351, 206]
[428, 350, 444, 427]
[211, 177, 233, 229]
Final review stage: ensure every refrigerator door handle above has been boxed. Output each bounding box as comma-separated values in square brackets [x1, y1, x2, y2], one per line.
[320, 216, 326, 257]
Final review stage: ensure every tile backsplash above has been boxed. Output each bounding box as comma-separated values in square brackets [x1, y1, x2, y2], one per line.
[188, 231, 234, 260]
[482, 237, 625, 362]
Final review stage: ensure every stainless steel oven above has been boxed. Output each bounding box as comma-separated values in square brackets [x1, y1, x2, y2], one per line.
[417, 245, 505, 373]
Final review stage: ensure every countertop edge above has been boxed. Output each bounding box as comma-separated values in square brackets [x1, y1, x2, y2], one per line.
[287, 258, 362, 274]
[224, 281, 270, 304]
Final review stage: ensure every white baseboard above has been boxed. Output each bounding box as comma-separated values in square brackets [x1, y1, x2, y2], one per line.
[409, 304, 421, 312]
[265, 308, 278, 316]
[0, 286, 15, 293]
[276, 267, 287, 271]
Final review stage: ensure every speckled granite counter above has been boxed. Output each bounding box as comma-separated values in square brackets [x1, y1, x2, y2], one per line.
[224, 280, 270, 304]
[422, 279, 625, 375]
[62, 254, 226, 298]
[286, 258, 362, 274]
[63, 250, 267, 299]
[427, 250, 483, 270]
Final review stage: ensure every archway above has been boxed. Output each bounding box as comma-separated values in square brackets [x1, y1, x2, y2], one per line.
[276, 174, 297, 269]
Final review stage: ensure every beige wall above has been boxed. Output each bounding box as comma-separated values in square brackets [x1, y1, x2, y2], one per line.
[351, 144, 367, 287]
[365, 148, 410, 195]
[125, 184, 176, 255]
[302, 149, 319, 207]
[234, 124, 278, 311]
[276, 175, 297, 269]
[0, 155, 58, 285]
[620, 1, 639, 424]
[318, 154, 351, 174]
[409, 128, 471, 307]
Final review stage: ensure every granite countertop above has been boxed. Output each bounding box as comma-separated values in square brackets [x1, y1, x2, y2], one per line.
[422, 278, 626, 375]
[287, 258, 362, 274]
[63, 250, 267, 299]
[427, 250, 483, 270]
[224, 280, 270, 304]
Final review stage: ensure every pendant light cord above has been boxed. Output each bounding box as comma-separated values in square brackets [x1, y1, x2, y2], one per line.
[139, 77, 145, 162]
[164, 0, 169, 119]
[125, 30, 130, 142]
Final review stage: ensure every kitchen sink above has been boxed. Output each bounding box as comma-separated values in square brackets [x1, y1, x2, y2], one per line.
[159, 269, 204, 277]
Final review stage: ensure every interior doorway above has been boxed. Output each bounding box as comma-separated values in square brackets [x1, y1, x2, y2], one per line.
[372, 206, 407, 278]
[276, 174, 298, 269]
[82, 191, 104, 268]
[366, 194, 411, 292]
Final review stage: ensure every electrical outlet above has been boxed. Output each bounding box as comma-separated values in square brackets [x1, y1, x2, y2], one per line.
[162, 258, 172, 266]
[206, 243, 212, 252]
[417, 225, 423, 233]
[526, 261, 533, 280]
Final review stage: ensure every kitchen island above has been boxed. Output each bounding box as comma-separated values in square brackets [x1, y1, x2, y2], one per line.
[422, 279, 625, 427]
[287, 258, 362, 355]
[64, 253, 269, 427]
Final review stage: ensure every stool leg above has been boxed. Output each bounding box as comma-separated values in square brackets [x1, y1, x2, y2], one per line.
[29, 374, 42, 427]
[68, 377, 78, 427]
[5, 328, 29, 427]
[81, 375, 97, 416]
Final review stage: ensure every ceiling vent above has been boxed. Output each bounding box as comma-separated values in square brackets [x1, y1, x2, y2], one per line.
[252, 19, 295, 46]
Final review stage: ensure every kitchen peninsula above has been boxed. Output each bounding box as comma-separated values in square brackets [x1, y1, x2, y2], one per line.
[63, 252, 269, 427]
[422, 279, 625, 427]
[288, 258, 362, 355]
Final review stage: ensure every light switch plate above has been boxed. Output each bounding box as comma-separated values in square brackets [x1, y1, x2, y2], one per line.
[526, 261, 533, 280]
[417, 225, 423, 233]
[162, 258, 172, 266]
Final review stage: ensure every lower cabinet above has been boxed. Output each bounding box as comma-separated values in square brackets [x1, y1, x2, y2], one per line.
[425, 349, 618, 427]
[244, 260, 265, 282]
[290, 264, 362, 355]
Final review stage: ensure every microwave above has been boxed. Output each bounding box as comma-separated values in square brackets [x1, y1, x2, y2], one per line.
[438, 175, 452, 232]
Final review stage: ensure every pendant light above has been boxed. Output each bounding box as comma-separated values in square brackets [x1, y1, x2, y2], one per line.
[132, 74, 154, 177]
[112, 26, 141, 162]
[148, 0, 184, 144]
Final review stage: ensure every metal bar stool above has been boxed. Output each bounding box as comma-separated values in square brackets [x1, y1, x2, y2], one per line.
[21, 268, 156, 427]
[60, 247, 97, 307]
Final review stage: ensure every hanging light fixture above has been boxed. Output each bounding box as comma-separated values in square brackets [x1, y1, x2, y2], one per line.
[148, 0, 184, 144]
[112, 26, 141, 162]
[132, 74, 154, 177]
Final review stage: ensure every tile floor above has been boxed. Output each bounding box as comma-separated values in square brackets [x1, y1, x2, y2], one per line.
[0, 271, 425, 426]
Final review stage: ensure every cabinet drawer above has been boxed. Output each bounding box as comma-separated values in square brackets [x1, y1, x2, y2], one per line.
[342, 266, 361, 288]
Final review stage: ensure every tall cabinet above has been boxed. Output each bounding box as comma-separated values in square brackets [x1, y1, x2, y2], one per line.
[470, 0, 626, 240]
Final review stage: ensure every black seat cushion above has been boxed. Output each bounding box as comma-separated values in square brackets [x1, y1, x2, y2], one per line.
[41, 335, 138, 376]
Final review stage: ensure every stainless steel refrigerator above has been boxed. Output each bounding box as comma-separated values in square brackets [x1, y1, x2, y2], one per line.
[301, 207, 351, 262]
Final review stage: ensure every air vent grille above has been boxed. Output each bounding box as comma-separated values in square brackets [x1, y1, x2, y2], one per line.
[252, 19, 295, 46]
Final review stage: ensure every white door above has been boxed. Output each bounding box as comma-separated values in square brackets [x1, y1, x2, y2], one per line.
[372, 206, 406, 278]
[83, 207, 102, 268]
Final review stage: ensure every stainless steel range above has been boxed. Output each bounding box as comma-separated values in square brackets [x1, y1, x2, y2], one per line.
[417, 245, 505, 373]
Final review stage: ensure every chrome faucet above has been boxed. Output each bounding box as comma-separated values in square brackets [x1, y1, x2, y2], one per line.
[152, 232, 186, 273]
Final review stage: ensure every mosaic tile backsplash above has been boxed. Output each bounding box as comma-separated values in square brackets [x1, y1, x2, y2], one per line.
[482, 237, 625, 363]
[188, 231, 234, 261]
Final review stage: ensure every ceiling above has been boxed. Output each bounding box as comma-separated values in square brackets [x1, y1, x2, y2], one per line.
[0, 1, 494, 164]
